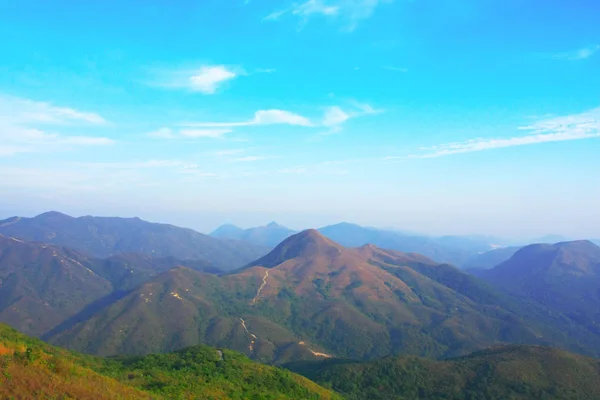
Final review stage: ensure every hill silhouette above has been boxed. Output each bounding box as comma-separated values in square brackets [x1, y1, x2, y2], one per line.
[317, 223, 496, 267]
[288, 345, 600, 400]
[0, 323, 339, 399]
[0, 212, 268, 270]
[477, 240, 600, 336]
[0, 235, 220, 337]
[211, 221, 296, 247]
[48, 231, 600, 362]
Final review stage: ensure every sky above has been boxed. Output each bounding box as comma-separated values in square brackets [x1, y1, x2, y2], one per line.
[0, 0, 599, 238]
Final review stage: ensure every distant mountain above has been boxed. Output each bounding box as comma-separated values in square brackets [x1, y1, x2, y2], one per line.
[476, 241, 600, 336]
[0, 323, 339, 400]
[210, 221, 296, 247]
[463, 246, 523, 271]
[288, 345, 600, 400]
[0, 235, 113, 337]
[531, 234, 571, 244]
[317, 223, 494, 267]
[0, 235, 220, 337]
[48, 230, 600, 362]
[0, 211, 268, 270]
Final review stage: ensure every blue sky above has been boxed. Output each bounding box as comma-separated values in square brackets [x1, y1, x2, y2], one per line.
[0, 0, 599, 238]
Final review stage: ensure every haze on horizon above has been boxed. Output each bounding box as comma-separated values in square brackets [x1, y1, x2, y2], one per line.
[0, 0, 599, 239]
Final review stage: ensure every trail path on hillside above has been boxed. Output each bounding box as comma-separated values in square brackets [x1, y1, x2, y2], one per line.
[251, 269, 269, 305]
[239, 318, 258, 351]
[0, 217, 21, 227]
[298, 341, 332, 358]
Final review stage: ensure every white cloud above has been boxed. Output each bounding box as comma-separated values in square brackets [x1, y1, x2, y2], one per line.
[294, 0, 340, 17]
[551, 44, 600, 61]
[189, 65, 237, 94]
[265, 0, 387, 31]
[147, 127, 176, 139]
[151, 64, 241, 94]
[385, 66, 409, 73]
[182, 109, 313, 128]
[407, 107, 600, 159]
[0, 95, 107, 125]
[231, 155, 273, 162]
[147, 127, 232, 139]
[318, 102, 381, 135]
[180, 129, 232, 138]
[323, 106, 350, 127]
[0, 94, 113, 156]
[0, 145, 31, 157]
[215, 148, 247, 156]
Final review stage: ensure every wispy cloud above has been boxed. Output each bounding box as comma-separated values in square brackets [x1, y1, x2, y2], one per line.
[189, 66, 237, 94]
[323, 106, 350, 127]
[551, 44, 600, 61]
[265, 0, 388, 31]
[147, 127, 176, 139]
[182, 109, 313, 128]
[0, 94, 113, 156]
[147, 127, 232, 139]
[384, 66, 409, 73]
[231, 155, 275, 162]
[318, 101, 382, 135]
[0, 95, 107, 125]
[404, 107, 600, 159]
[151, 64, 241, 94]
[180, 129, 232, 138]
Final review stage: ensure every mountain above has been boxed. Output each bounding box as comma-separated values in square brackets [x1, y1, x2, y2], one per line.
[48, 230, 600, 363]
[0, 235, 220, 337]
[476, 240, 600, 336]
[463, 246, 522, 271]
[0, 234, 114, 337]
[317, 223, 494, 267]
[0, 211, 269, 270]
[288, 345, 600, 400]
[211, 221, 296, 247]
[0, 323, 339, 400]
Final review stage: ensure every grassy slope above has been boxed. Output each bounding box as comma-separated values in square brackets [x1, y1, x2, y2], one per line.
[288, 345, 600, 400]
[50, 232, 600, 364]
[0, 323, 340, 400]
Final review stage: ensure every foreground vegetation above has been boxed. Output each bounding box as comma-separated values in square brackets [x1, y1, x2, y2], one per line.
[0, 323, 339, 399]
[288, 345, 600, 400]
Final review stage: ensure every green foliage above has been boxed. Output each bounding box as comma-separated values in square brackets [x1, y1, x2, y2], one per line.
[0, 323, 340, 400]
[288, 345, 600, 400]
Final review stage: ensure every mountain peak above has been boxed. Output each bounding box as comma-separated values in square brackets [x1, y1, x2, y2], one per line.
[266, 221, 283, 228]
[34, 211, 73, 221]
[491, 240, 600, 278]
[246, 229, 344, 269]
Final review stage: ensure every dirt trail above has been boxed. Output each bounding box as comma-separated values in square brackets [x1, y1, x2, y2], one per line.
[239, 318, 257, 351]
[251, 269, 269, 305]
[0, 217, 21, 227]
[298, 341, 332, 358]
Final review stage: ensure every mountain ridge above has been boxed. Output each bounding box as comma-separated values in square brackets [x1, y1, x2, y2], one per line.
[0, 212, 268, 270]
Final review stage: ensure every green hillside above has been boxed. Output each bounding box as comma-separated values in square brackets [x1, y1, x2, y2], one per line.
[0, 323, 340, 399]
[0, 211, 268, 271]
[288, 345, 600, 400]
[49, 231, 600, 363]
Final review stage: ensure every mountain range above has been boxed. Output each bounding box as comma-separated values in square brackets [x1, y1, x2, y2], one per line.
[0, 234, 219, 337]
[210, 220, 508, 268]
[474, 241, 600, 337]
[210, 221, 296, 247]
[0, 322, 339, 399]
[0, 211, 268, 271]
[44, 230, 600, 363]
[288, 345, 600, 400]
[2, 211, 600, 398]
